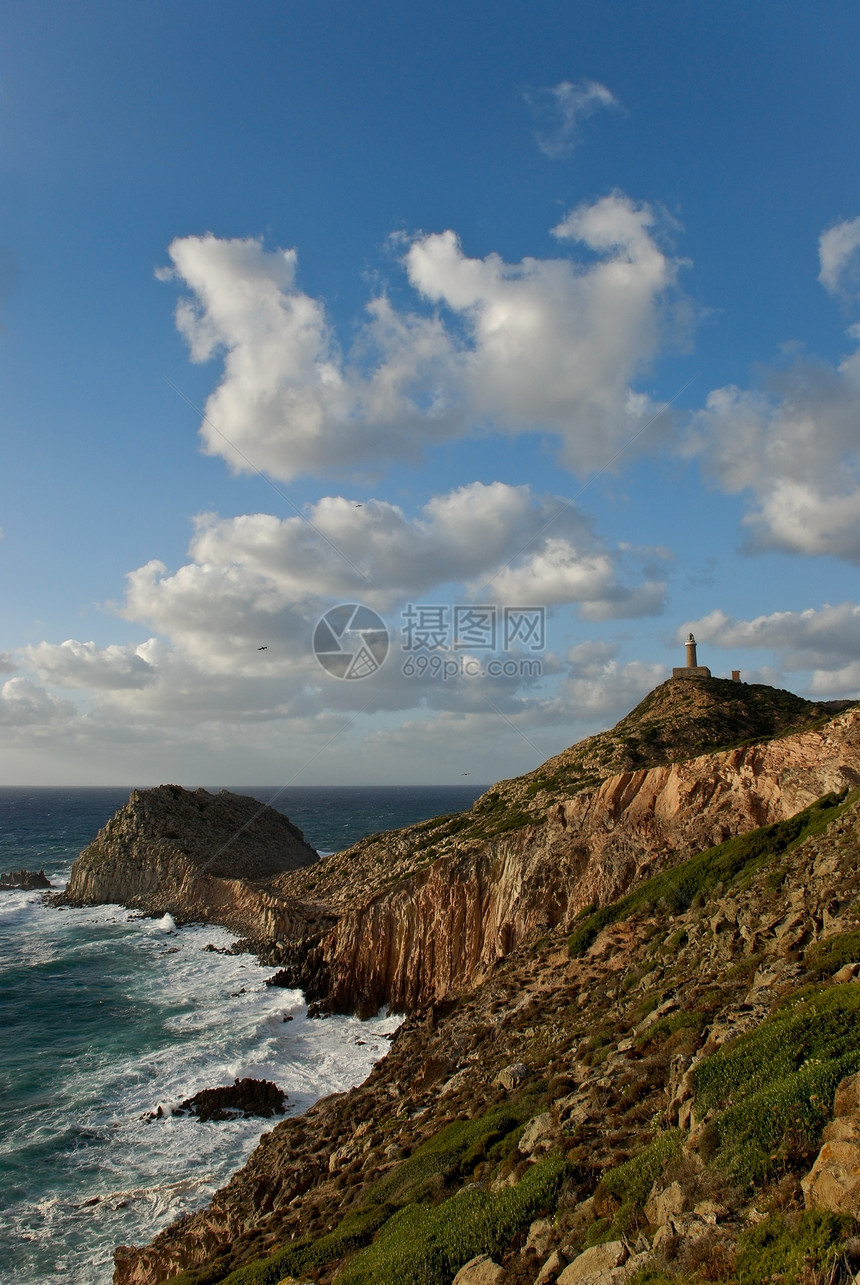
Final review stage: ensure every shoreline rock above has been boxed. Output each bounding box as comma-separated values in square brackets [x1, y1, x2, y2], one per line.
[1, 868, 52, 890]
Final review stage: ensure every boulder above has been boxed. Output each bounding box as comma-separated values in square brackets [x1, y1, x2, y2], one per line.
[452, 1254, 506, 1284]
[496, 1062, 530, 1092]
[518, 1112, 556, 1157]
[644, 1180, 689, 1226]
[557, 1240, 629, 1284]
[803, 1135, 860, 1215]
[834, 1072, 860, 1117]
[535, 1249, 570, 1284]
[803, 1073, 860, 1215]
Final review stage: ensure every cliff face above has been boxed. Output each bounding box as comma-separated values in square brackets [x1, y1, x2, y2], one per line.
[61, 684, 860, 1018]
[295, 703, 860, 1014]
[60, 785, 324, 939]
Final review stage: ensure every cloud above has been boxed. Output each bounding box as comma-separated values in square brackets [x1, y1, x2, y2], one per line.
[25, 639, 160, 690]
[687, 337, 860, 560]
[114, 483, 667, 681]
[681, 603, 860, 670]
[0, 651, 17, 674]
[526, 79, 620, 159]
[163, 196, 685, 483]
[819, 217, 860, 299]
[0, 678, 75, 729]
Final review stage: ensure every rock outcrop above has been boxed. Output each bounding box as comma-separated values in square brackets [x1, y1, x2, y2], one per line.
[0, 868, 52, 889]
[59, 785, 325, 940]
[59, 684, 860, 1019]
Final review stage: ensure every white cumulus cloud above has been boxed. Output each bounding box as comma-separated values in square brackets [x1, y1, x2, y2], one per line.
[163, 196, 685, 484]
[0, 678, 75, 728]
[25, 639, 160, 690]
[688, 337, 860, 560]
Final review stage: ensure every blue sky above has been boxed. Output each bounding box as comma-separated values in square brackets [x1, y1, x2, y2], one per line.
[2, 0, 860, 786]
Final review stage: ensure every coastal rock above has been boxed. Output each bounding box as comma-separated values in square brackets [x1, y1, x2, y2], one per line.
[1, 868, 52, 890]
[451, 1254, 506, 1284]
[58, 785, 324, 939]
[161, 1077, 287, 1122]
[556, 1239, 628, 1283]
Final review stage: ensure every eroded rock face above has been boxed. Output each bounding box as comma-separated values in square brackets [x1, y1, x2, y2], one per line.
[292, 705, 860, 1013]
[58, 785, 323, 939]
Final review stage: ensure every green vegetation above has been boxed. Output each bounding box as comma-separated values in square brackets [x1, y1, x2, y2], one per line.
[175, 1101, 546, 1285]
[569, 790, 850, 958]
[694, 983, 860, 1186]
[589, 1130, 682, 1243]
[338, 1151, 566, 1285]
[367, 1104, 533, 1207]
[734, 1208, 853, 1285]
[805, 927, 860, 977]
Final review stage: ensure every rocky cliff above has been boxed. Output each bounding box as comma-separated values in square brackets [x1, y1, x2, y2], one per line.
[104, 678, 860, 1285]
[61, 682, 860, 1019]
[59, 785, 327, 940]
[276, 682, 860, 1014]
[114, 785, 860, 1285]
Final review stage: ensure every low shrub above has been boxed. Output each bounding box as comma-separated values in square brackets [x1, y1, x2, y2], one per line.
[735, 1208, 853, 1285]
[694, 983, 860, 1186]
[805, 927, 860, 977]
[337, 1150, 566, 1285]
[588, 1130, 681, 1242]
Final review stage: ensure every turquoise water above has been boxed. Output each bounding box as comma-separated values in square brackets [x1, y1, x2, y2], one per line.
[0, 785, 484, 1284]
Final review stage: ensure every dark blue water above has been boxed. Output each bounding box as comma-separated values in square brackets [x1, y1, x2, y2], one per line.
[0, 784, 485, 1284]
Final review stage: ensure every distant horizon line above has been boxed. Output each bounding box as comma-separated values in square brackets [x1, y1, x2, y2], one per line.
[0, 782, 491, 791]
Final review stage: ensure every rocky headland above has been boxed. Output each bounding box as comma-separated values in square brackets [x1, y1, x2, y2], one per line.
[58, 783, 327, 941]
[56, 677, 860, 1285]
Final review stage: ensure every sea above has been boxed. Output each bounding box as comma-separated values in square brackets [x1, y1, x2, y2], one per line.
[0, 784, 485, 1285]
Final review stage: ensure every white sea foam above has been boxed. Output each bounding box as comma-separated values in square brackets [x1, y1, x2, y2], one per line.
[0, 880, 400, 1285]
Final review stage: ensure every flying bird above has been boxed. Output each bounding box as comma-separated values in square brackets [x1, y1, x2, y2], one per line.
[257, 646, 268, 651]
[354, 503, 363, 508]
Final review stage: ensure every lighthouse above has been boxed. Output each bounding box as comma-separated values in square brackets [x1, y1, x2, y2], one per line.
[673, 632, 711, 678]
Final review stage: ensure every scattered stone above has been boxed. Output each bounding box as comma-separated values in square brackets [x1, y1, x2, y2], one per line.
[535, 1248, 570, 1284]
[834, 1071, 860, 1116]
[518, 1112, 556, 1157]
[644, 1180, 688, 1226]
[525, 1217, 555, 1256]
